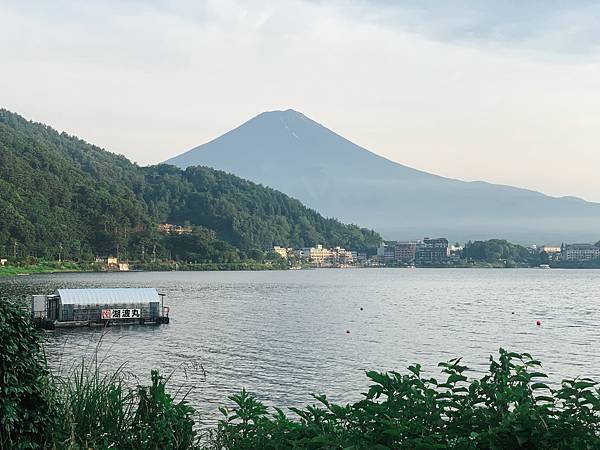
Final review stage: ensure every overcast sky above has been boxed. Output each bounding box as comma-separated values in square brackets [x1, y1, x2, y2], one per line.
[2, 1, 600, 201]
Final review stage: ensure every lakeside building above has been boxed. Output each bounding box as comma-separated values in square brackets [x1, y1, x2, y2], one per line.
[273, 246, 292, 259]
[540, 246, 561, 254]
[157, 223, 193, 235]
[304, 244, 331, 264]
[350, 251, 368, 263]
[415, 238, 450, 265]
[377, 242, 418, 265]
[331, 246, 354, 265]
[107, 256, 118, 267]
[395, 242, 417, 263]
[0, 258, 7, 266]
[538, 245, 562, 261]
[293, 244, 354, 267]
[378, 240, 453, 266]
[561, 243, 600, 262]
[376, 244, 396, 264]
[95, 256, 130, 271]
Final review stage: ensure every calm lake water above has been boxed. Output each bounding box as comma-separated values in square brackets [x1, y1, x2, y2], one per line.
[2, 268, 600, 424]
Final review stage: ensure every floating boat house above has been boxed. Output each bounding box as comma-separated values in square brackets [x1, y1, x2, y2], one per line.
[32, 288, 170, 329]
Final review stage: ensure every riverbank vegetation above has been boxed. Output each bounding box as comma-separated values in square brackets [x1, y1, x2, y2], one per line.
[0, 259, 98, 277]
[0, 257, 288, 277]
[136, 259, 288, 272]
[461, 239, 537, 267]
[2, 300, 600, 449]
[209, 351, 600, 449]
[1, 299, 198, 449]
[550, 259, 600, 269]
[460, 239, 600, 269]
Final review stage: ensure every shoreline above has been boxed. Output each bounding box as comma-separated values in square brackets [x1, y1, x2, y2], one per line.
[0, 266, 87, 277]
[3, 264, 600, 277]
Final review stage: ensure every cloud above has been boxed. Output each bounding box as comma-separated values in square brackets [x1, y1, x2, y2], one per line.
[1, 0, 600, 201]
[317, 0, 600, 57]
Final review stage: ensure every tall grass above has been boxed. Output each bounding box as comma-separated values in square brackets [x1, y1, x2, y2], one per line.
[53, 362, 133, 448]
[2, 298, 199, 449]
[51, 354, 198, 449]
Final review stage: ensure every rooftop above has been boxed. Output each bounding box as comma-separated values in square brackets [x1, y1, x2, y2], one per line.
[56, 288, 161, 306]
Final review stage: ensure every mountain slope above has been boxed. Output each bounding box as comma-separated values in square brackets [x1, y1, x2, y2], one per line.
[0, 109, 381, 260]
[166, 109, 600, 243]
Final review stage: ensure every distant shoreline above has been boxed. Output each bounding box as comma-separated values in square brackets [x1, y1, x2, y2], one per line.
[3, 263, 600, 277]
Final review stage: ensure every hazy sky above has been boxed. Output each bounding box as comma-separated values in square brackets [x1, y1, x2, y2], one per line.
[2, 1, 600, 201]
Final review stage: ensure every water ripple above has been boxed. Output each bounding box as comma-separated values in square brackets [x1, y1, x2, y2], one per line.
[2, 268, 600, 424]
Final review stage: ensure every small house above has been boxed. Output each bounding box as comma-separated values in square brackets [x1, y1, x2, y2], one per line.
[106, 256, 119, 266]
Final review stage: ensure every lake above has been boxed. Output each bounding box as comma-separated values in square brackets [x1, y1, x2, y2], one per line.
[2, 268, 600, 425]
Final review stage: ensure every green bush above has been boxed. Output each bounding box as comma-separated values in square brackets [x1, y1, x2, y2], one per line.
[209, 350, 600, 449]
[0, 300, 55, 449]
[1, 299, 199, 449]
[130, 370, 197, 449]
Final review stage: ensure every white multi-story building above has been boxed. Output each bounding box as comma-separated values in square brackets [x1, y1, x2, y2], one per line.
[308, 245, 333, 264]
[298, 244, 354, 266]
[331, 247, 353, 265]
[562, 244, 600, 261]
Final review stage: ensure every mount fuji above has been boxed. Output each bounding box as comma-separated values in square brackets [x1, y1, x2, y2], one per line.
[165, 109, 600, 244]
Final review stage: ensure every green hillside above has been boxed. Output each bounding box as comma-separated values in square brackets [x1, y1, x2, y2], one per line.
[0, 109, 381, 263]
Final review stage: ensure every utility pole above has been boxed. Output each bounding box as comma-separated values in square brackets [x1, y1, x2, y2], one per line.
[115, 225, 119, 260]
[152, 244, 156, 263]
[141, 244, 145, 262]
[13, 241, 17, 258]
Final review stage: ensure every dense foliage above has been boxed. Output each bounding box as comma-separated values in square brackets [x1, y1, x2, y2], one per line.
[462, 239, 537, 266]
[1, 300, 198, 449]
[211, 350, 600, 449]
[0, 300, 55, 449]
[0, 109, 380, 262]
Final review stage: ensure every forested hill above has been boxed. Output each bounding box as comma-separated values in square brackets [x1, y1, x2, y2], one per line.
[0, 109, 381, 262]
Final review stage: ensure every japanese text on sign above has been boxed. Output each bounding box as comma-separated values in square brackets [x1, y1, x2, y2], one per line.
[101, 309, 141, 320]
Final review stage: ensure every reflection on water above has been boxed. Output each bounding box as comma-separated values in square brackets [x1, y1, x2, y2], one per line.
[2, 268, 600, 425]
